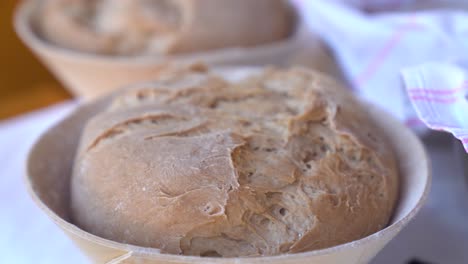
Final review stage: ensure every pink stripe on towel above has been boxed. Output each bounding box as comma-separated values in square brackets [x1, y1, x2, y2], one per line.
[409, 95, 458, 104]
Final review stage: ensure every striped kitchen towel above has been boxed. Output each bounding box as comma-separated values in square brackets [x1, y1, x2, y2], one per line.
[333, 0, 468, 12]
[403, 63, 468, 152]
[293, 0, 468, 135]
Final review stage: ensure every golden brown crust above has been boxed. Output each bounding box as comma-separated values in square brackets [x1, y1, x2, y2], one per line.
[34, 0, 294, 55]
[71, 67, 398, 257]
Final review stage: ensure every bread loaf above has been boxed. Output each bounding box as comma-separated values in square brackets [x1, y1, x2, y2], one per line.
[71, 66, 399, 257]
[35, 0, 294, 55]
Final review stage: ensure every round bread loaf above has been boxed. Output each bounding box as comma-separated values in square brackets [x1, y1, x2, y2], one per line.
[71, 66, 399, 257]
[34, 0, 294, 55]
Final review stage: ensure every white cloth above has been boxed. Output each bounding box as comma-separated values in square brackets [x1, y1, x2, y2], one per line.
[293, 0, 468, 149]
[0, 102, 87, 264]
[334, 0, 468, 12]
[403, 63, 468, 152]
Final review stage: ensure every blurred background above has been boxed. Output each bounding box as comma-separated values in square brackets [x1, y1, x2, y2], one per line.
[1, 0, 467, 263]
[0, 0, 71, 120]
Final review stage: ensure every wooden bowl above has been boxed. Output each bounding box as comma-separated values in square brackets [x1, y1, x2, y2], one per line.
[14, 0, 311, 100]
[26, 68, 430, 263]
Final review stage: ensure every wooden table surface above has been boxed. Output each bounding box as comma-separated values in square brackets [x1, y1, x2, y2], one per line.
[0, 0, 72, 121]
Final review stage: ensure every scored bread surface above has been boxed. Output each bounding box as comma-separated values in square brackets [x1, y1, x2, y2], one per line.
[71, 67, 399, 257]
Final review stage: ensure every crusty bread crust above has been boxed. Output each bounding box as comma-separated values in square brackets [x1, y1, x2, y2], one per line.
[71, 67, 398, 257]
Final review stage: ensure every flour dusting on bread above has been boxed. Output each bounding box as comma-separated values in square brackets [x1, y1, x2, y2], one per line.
[71, 67, 398, 257]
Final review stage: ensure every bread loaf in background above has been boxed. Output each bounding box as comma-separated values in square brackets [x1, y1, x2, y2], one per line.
[71, 66, 399, 257]
[34, 0, 294, 55]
